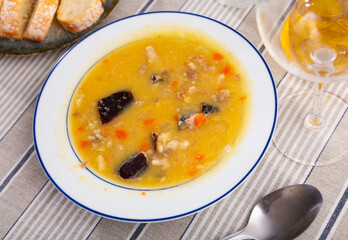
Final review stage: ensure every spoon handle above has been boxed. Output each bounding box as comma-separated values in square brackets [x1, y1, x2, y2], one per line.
[220, 228, 256, 240]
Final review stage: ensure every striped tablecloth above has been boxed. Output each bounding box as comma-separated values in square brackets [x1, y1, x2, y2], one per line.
[1, 0, 347, 239]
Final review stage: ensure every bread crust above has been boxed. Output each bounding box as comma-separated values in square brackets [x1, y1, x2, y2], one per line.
[0, 0, 4, 13]
[57, 0, 104, 33]
[0, 0, 21, 39]
[23, 0, 58, 42]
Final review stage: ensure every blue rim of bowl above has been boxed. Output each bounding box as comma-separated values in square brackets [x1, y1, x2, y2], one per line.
[33, 11, 277, 222]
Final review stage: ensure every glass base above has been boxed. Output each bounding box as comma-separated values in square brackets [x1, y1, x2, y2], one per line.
[305, 114, 324, 130]
[273, 90, 348, 166]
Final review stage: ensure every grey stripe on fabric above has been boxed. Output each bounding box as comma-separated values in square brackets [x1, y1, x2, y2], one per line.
[2, 180, 49, 239]
[180, 214, 197, 240]
[129, 223, 147, 240]
[319, 186, 348, 240]
[179, 0, 191, 10]
[0, 97, 36, 142]
[259, 45, 265, 54]
[0, 145, 35, 193]
[0, 49, 65, 140]
[139, 0, 155, 13]
[306, 107, 348, 181]
[85, 218, 103, 240]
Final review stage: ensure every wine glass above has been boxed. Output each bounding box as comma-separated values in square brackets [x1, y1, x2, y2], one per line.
[256, 0, 348, 166]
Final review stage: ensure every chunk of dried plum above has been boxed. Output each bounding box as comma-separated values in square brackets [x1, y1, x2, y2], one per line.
[97, 91, 134, 124]
[201, 103, 219, 114]
[178, 115, 190, 130]
[118, 152, 148, 179]
[150, 72, 167, 84]
[152, 132, 158, 151]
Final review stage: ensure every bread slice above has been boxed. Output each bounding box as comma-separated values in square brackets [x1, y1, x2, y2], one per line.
[23, 0, 58, 42]
[0, 0, 37, 40]
[57, 0, 104, 33]
[0, 0, 3, 22]
[0, 0, 4, 13]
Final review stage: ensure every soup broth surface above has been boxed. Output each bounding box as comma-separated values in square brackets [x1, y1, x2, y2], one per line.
[69, 35, 249, 189]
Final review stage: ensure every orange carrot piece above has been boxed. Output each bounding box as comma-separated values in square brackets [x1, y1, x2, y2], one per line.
[216, 85, 224, 91]
[213, 53, 223, 60]
[80, 141, 89, 149]
[140, 143, 150, 151]
[143, 119, 156, 128]
[222, 65, 231, 75]
[103, 59, 109, 64]
[77, 126, 85, 131]
[195, 154, 205, 161]
[116, 130, 128, 139]
[171, 80, 178, 88]
[240, 96, 247, 100]
[173, 114, 179, 121]
[194, 113, 206, 127]
[188, 169, 198, 177]
[141, 192, 146, 196]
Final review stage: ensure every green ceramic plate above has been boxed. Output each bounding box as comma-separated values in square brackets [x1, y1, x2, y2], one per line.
[0, 0, 119, 55]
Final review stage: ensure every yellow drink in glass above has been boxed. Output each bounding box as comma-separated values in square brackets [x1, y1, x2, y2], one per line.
[280, 0, 348, 77]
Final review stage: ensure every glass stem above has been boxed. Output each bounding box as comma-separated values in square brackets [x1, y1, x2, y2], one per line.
[306, 46, 337, 129]
[307, 82, 325, 128]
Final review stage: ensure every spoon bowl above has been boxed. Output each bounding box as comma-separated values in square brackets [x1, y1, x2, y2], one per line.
[221, 184, 323, 240]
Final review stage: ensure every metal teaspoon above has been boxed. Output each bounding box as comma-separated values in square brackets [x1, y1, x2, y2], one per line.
[221, 184, 323, 240]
